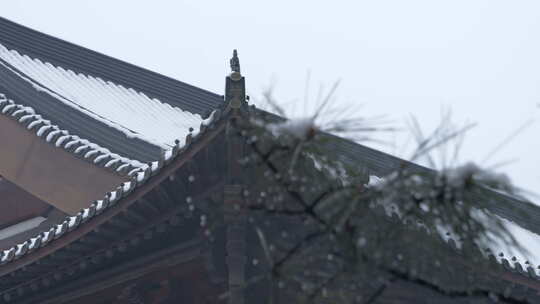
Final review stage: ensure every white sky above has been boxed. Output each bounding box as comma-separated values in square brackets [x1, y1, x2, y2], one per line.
[2, 1, 539, 201]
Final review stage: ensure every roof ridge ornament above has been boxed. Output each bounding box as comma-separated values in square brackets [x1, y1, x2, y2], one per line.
[225, 49, 246, 110]
[230, 49, 241, 74]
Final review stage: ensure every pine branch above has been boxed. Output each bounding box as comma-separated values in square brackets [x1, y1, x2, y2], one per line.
[231, 117, 534, 304]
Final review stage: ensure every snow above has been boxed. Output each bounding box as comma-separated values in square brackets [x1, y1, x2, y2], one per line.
[202, 111, 217, 126]
[54, 222, 66, 235]
[45, 130, 62, 142]
[0, 217, 46, 240]
[268, 117, 316, 139]
[55, 135, 71, 147]
[127, 167, 143, 176]
[68, 216, 78, 228]
[41, 231, 51, 243]
[488, 216, 540, 275]
[84, 150, 99, 159]
[28, 237, 40, 250]
[1, 104, 16, 113]
[96, 200, 105, 211]
[0, 43, 204, 150]
[1, 248, 14, 263]
[13, 106, 34, 116]
[109, 191, 119, 203]
[309, 154, 351, 184]
[136, 171, 146, 182]
[15, 243, 26, 256]
[105, 158, 121, 168]
[164, 149, 174, 161]
[367, 175, 385, 188]
[18, 114, 35, 123]
[150, 161, 160, 172]
[36, 125, 52, 137]
[93, 154, 110, 163]
[82, 208, 90, 220]
[122, 181, 133, 193]
[118, 163, 133, 172]
[368, 171, 540, 274]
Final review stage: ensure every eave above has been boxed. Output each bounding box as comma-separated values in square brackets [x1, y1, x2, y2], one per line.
[0, 106, 226, 302]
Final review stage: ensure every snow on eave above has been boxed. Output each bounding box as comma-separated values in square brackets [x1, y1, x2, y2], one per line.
[0, 105, 222, 269]
[0, 94, 147, 176]
[366, 172, 540, 280]
[433, 220, 540, 281]
[486, 216, 540, 278]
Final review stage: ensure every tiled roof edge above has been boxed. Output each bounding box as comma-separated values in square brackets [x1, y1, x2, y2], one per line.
[441, 233, 540, 282]
[0, 103, 223, 267]
[0, 93, 146, 177]
[376, 204, 540, 282]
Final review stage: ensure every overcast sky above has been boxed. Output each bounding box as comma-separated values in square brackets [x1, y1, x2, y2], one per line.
[2, 1, 539, 201]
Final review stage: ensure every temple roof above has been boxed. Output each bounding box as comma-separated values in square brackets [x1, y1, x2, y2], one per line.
[1, 16, 540, 299]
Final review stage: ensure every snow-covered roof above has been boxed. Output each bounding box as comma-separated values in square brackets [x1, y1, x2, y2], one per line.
[439, 211, 540, 278]
[0, 43, 204, 151]
[367, 174, 540, 279]
[494, 218, 540, 273]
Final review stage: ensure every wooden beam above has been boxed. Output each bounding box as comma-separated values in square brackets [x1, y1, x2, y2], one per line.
[0, 115, 128, 215]
[106, 217, 133, 231]
[152, 184, 175, 209]
[92, 227, 119, 240]
[137, 197, 162, 215]
[0, 180, 226, 300]
[120, 210, 146, 225]
[18, 239, 203, 304]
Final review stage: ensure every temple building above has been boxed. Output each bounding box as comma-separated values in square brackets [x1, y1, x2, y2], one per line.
[1, 17, 540, 303]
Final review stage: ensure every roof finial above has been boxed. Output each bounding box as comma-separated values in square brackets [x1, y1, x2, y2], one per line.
[230, 49, 241, 74]
[225, 49, 246, 109]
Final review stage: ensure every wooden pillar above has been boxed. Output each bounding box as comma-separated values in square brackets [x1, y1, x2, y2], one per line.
[223, 49, 249, 304]
[224, 112, 247, 304]
[224, 185, 246, 304]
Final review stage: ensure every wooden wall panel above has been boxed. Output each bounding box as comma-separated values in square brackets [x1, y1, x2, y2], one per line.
[0, 178, 50, 228]
[0, 115, 128, 214]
